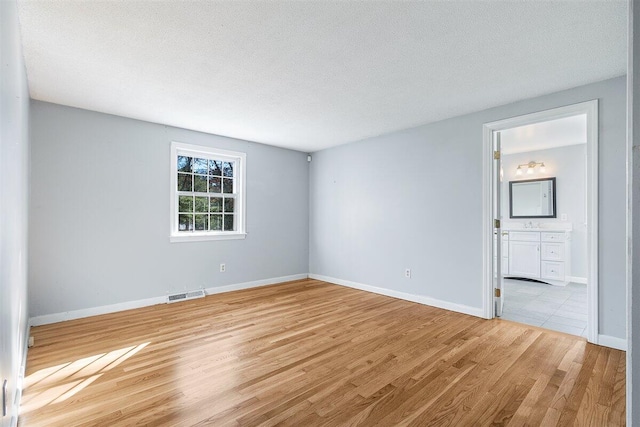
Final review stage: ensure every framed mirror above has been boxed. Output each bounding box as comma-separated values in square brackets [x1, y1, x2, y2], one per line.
[509, 177, 556, 218]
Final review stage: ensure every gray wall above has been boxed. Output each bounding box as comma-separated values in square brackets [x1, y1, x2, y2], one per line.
[29, 102, 309, 317]
[502, 145, 587, 279]
[0, 0, 30, 425]
[309, 76, 627, 339]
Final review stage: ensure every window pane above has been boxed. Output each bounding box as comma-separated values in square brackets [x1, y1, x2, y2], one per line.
[178, 196, 193, 212]
[177, 156, 192, 172]
[210, 197, 222, 212]
[177, 173, 192, 191]
[194, 214, 208, 231]
[174, 146, 244, 237]
[224, 198, 234, 213]
[193, 158, 208, 174]
[223, 178, 233, 194]
[178, 214, 193, 231]
[224, 214, 235, 231]
[223, 162, 234, 177]
[194, 196, 208, 212]
[194, 175, 207, 192]
[210, 214, 222, 231]
[209, 160, 222, 176]
[209, 177, 221, 193]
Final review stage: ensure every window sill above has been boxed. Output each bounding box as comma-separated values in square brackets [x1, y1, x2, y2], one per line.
[170, 232, 247, 243]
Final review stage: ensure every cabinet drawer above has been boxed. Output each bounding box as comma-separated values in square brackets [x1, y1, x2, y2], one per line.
[541, 242, 564, 261]
[508, 231, 540, 242]
[541, 261, 565, 280]
[541, 232, 565, 242]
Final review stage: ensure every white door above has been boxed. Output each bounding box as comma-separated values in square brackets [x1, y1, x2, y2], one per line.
[509, 241, 541, 277]
[494, 131, 503, 316]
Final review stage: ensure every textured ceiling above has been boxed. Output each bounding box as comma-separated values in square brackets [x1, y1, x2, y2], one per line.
[501, 115, 587, 155]
[17, 1, 626, 152]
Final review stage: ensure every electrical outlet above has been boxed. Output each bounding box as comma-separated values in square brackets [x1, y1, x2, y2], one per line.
[220, 263, 225, 273]
[405, 268, 411, 278]
[561, 213, 568, 221]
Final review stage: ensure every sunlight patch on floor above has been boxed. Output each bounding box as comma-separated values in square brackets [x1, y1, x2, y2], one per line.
[21, 342, 150, 414]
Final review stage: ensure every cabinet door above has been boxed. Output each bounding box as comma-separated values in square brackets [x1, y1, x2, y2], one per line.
[509, 241, 540, 278]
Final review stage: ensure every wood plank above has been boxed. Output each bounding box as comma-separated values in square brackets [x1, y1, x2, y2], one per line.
[19, 279, 625, 426]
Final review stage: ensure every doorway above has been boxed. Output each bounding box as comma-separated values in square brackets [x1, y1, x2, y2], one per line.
[482, 100, 598, 343]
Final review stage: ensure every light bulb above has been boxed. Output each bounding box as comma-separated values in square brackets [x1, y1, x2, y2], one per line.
[540, 163, 546, 173]
[516, 166, 522, 176]
[527, 167, 534, 175]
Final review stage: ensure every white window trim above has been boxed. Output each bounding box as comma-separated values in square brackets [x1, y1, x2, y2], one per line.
[170, 141, 247, 242]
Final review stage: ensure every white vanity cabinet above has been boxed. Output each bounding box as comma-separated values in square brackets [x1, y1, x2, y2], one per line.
[503, 230, 571, 286]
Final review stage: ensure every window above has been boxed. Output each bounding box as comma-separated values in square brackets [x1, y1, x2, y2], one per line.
[170, 142, 246, 242]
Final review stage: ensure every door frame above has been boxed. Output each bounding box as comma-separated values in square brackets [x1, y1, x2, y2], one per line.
[481, 100, 599, 343]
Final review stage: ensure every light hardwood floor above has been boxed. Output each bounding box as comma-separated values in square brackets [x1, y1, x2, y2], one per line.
[20, 279, 625, 426]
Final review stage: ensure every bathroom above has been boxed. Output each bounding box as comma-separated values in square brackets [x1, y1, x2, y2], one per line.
[498, 113, 589, 337]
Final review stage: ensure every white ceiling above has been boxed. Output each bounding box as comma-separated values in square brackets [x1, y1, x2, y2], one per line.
[17, 1, 627, 152]
[501, 114, 587, 155]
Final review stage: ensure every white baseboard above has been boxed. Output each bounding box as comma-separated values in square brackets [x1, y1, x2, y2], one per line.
[568, 276, 588, 284]
[204, 274, 308, 296]
[30, 295, 166, 326]
[30, 274, 622, 352]
[309, 274, 484, 318]
[26, 273, 627, 355]
[597, 334, 627, 351]
[29, 273, 309, 326]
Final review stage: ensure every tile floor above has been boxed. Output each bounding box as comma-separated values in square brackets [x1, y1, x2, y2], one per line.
[500, 278, 588, 337]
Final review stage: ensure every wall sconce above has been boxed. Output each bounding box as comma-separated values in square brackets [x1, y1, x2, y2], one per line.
[515, 161, 546, 176]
